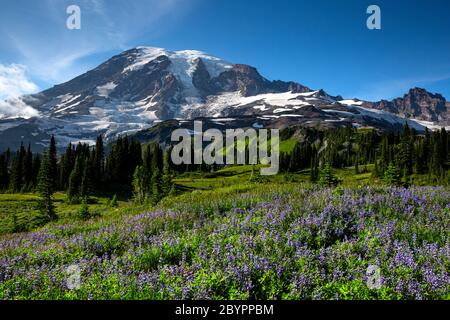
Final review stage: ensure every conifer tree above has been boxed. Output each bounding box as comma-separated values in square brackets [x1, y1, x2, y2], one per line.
[49, 135, 58, 190]
[36, 152, 57, 222]
[318, 163, 339, 187]
[161, 150, 173, 196]
[31, 153, 41, 188]
[80, 159, 93, 200]
[151, 167, 162, 204]
[310, 147, 319, 182]
[0, 154, 8, 190]
[68, 157, 83, 203]
[23, 144, 33, 190]
[93, 135, 104, 189]
[9, 144, 25, 192]
[383, 163, 401, 186]
[132, 165, 146, 204]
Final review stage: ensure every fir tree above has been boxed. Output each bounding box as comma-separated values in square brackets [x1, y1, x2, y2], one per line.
[132, 165, 146, 204]
[309, 147, 319, 182]
[151, 167, 162, 204]
[36, 152, 57, 222]
[318, 163, 339, 187]
[383, 163, 401, 186]
[49, 135, 58, 190]
[80, 159, 93, 200]
[161, 150, 173, 196]
[93, 135, 104, 189]
[0, 154, 8, 190]
[77, 200, 91, 220]
[68, 157, 83, 203]
[9, 144, 25, 192]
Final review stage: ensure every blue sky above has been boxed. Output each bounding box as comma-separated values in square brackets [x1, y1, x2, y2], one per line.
[1, 0, 450, 102]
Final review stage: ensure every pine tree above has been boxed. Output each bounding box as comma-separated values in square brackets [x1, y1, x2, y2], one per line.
[9, 144, 25, 192]
[31, 153, 41, 189]
[310, 147, 319, 182]
[49, 135, 58, 190]
[23, 144, 33, 190]
[151, 167, 162, 204]
[59, 143, 74, 190]
[36, 152, 57, 222]
[80, 159, 93, 200]
[93, 135, 104, 189]
[318, 163, 339, 187]
[0, 154, 8, 191]
[68, 157, 83, 203]
[77, 199, 91, 220]
[161, 150, 173, 196]
[132, 165, 146, 204]
[383, 163, 401, 186]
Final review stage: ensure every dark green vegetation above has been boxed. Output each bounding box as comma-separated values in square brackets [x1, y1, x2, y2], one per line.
[0, 126, 448, 233]
[0, 126, 448, 300]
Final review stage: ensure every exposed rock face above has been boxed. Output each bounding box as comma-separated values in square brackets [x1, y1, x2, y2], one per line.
[212, 64, 272, 96]
[364, 87, 449, 124]
[0, 47, 447, 151]
[211, 64, 311, 97]
[192, 58, 213, 97]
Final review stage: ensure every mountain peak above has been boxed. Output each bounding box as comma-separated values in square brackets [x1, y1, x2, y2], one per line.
[124, 46, 233, 78]
[0, 46, 447, 152]
[406, 87, 445, 100]
[365, 87, 448, 123]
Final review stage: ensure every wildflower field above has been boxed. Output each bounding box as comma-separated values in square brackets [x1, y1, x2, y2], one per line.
[0, 183, 448, 300]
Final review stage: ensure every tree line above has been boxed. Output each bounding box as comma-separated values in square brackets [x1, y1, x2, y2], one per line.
[279, 125, 449, 185]
[0, 125, 448, 200]
[0, 135, 175, 221]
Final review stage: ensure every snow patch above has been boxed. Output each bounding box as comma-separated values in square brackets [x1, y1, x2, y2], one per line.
[96, 82, 117, 97]
[339, 99, 363, 106]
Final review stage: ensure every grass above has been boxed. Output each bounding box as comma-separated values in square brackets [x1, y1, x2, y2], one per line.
[0, 163, 442, 235]
[0, 181, 448, 299]
[0, 192, 142, 235]
[279, 139, 298, 153]
[0, 165, 448, 300]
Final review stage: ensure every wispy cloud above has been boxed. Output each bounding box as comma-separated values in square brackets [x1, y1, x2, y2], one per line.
[0, 0, 196, 119]
[1, 0, 195, 85]
[0, 63, 40, 119]
[0, 64, 39, 99]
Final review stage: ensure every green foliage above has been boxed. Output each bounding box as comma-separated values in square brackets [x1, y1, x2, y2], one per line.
[249, 165, 268, 183]
[36, 152, 57, 222]
[384, 163, 402, 186]
[110, 194, 118, 207]
[1, 183, 448, 300]
[132, 165, 147, 204]
[77, 200, 91, 220]
[318, 163, 340, 187]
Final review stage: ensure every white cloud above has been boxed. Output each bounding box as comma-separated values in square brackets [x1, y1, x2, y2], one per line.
[2, 0, 196, 86]
[0, 64, 39, 99]
[0, 64, 40, 119]
[0, 98, 40, 119]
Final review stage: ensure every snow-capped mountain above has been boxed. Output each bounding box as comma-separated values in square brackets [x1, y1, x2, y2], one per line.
[0, 46, 448, 151]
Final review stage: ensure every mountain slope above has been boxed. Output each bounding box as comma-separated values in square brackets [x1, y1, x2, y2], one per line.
[363, 87, 449, 124]
[0, 47, 447, 151]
